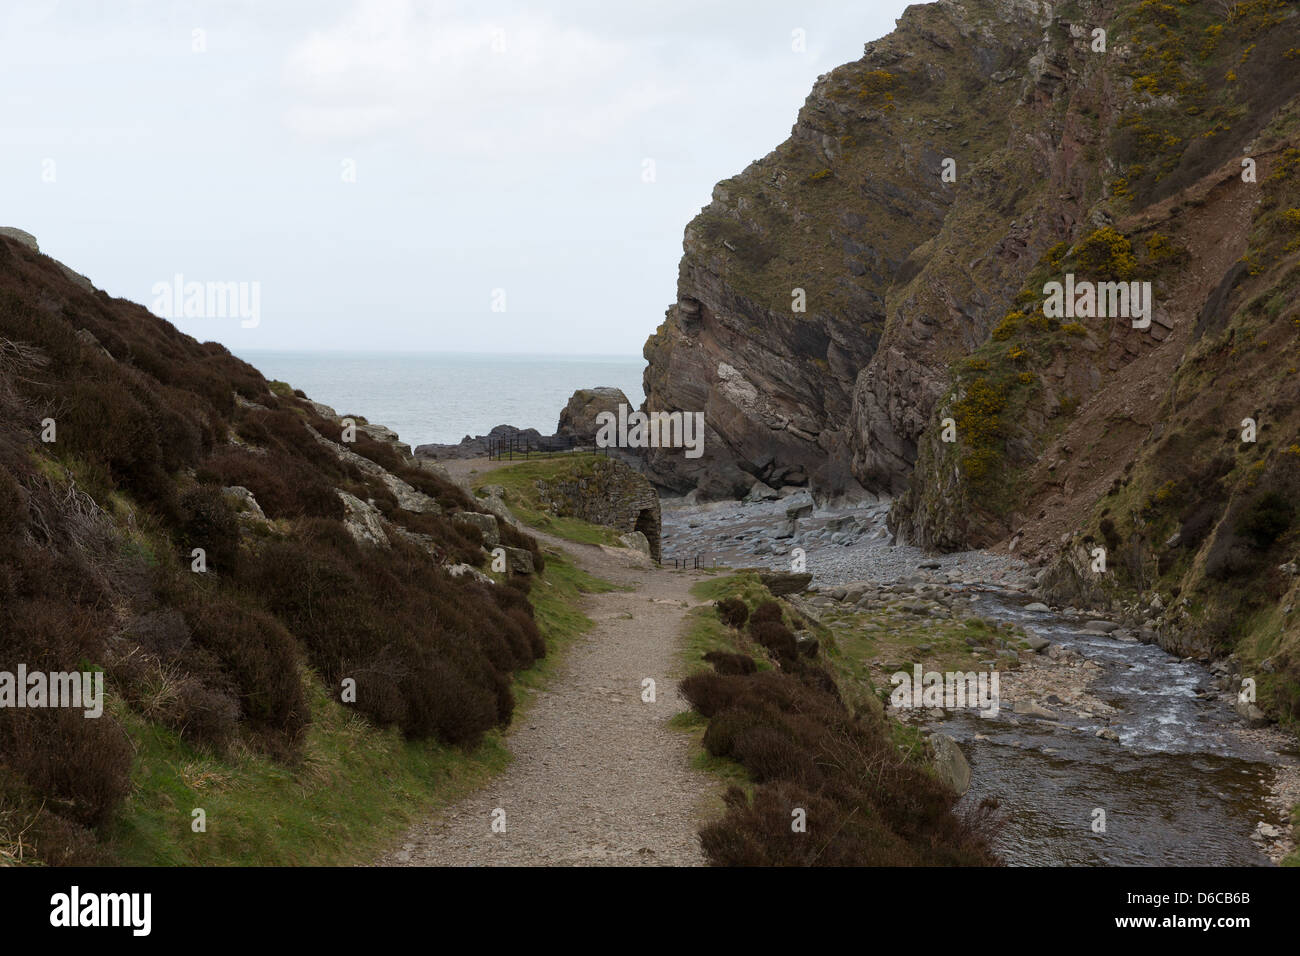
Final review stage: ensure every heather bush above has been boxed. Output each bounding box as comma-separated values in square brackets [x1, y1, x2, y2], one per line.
[185, 600, 307, 756]
[0, 240, 554, 860]
[749, 600, 784, 626]
[177, 485, 241, 575]
[703, 650, 757, 675]
[682, 642, 998, 865]
[715, 596, 749, 628]
[748, 619, 798, 662]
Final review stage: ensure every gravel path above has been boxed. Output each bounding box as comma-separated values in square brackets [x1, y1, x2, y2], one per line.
[377, 530, 715, 867]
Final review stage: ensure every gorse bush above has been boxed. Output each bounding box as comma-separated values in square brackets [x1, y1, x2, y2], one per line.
[1074, 226, 1139, 279]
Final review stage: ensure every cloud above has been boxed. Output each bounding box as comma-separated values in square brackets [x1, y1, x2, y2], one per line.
[282, 0, 683, 153]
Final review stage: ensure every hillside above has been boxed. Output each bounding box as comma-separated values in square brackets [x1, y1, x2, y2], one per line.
[0, 230, 559, 863]
[641, 0, 1300, 723]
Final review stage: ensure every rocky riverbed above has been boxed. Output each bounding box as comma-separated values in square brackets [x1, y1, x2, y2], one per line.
[661, 491, 1031, 586]
[662, 492, 1300, 865]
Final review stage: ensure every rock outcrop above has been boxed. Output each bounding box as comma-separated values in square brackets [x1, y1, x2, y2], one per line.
[639, 0, 1300, 549]
[639, 0, 1300, 725]
[0, 227, 38, 252]
[415, 424, 550, 460]
[556, 387, 630, 443]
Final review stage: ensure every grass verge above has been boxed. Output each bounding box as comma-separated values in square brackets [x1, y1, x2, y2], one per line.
[107, 549, 611, 865]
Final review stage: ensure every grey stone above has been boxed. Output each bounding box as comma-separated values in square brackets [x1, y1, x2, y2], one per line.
[337, 490, 389, 549]
[452, 511, 500, 547]
[1235, 697, 1270, 728]
[1012, 700, 1059, 720]
[501, 546, 535, 575]
[759, 571, 812, 595]
[618, 531, 652, 556]
[0, 227, 38, 251]
[222, 485, 266, 521]
[930, 733, 971, 795]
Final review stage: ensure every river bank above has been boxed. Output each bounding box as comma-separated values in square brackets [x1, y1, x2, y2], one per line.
[661, 493, 1300, 865]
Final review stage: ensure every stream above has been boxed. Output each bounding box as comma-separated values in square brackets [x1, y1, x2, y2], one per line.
[662, 496, 1298, 866]
[948, 590, 1290, 866]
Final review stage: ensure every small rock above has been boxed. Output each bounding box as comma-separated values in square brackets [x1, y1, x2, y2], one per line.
[1013, 700, 1060, 720]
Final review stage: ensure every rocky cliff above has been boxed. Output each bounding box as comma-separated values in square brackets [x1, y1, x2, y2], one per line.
[643, 0, 1300, 719]
[644, 0, 1299, 517]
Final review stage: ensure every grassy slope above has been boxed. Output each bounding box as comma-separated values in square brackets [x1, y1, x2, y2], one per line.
[671, 575, 957, 804]
[469, 454, 626, 548]
[109, 552, 612, 866]
[101, 454, 637, 865]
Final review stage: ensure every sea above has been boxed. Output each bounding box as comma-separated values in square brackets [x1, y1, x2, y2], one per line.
[236, 350, 646, 449]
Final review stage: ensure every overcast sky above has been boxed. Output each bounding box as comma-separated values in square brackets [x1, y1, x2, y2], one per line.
[2, 0, 910, 355]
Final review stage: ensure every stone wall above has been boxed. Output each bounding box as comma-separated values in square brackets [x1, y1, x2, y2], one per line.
[535, 457, 661, 561]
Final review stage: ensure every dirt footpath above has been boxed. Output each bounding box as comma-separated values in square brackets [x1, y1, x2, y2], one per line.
[377, 525, 717, 866]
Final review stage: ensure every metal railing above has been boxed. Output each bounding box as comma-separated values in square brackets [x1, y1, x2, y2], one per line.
[486, 433, 611, 461]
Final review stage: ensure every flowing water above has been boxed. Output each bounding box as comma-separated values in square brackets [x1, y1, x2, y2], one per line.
[663, 499, 1297, 866]
[948, 591, 1289, 866]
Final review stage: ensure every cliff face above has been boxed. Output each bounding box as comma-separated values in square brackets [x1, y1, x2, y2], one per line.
[644, 0, 1300, 719]
[644, 0, 1055, 499]
[644, 0, 1300, 518]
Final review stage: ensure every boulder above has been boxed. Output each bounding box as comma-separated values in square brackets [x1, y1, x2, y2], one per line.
[447, 563, 494, 585]
[1012, 700, 1059, 720]
[618, 531, 652, 556]
[452, 511, 500, 547]
[758, 571, 813, 595]
[556, 387, 631, 443]
[929, 733, 971, 795]
[381, 472, 442, 515]
[222, 485, 266, 521]
[337, 491, 389, 549]
[785, 492, 815, 520]
[501, 546, 535, 575]
[1235, 697, 1270, 728]
[358, 422, 412, 459]
[0, 227, 38, 252]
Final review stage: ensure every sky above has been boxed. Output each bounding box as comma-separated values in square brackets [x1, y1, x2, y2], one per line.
[2, 0, 911, 355]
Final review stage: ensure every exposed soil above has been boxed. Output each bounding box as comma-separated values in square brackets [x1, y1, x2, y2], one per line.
[1007, 153, 1263, 562]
